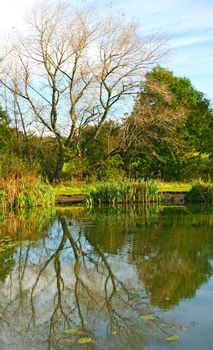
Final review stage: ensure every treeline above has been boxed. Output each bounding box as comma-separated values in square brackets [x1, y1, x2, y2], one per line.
[0, 66, 212, 183]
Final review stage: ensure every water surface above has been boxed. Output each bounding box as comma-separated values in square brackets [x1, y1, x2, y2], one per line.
[0, 205, 213, 350]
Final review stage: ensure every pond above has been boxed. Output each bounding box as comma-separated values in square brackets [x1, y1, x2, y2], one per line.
[0, 204, 213, 350]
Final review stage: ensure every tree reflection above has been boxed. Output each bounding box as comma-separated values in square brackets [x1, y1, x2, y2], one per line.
[0, 208, 54, 282]
[83, 205, 213, 309]
[0, 211, 155, 349]
[131, 206, 213, 309]
[0, 205, 213, 349]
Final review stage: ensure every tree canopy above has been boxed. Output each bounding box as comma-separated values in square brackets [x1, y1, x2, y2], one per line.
[123, 66, 213, 180]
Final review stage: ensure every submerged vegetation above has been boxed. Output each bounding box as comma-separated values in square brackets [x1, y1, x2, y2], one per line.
[85, 179, 160, 205]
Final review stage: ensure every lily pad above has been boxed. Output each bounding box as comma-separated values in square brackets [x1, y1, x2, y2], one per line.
[165, 335, 179, 341]
[140, 315, 155, 320]
[63, 328, 78, 334]
[78, 337, 95, 344]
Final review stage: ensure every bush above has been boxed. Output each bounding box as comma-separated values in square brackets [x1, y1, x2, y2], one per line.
[185, 181, 213, 203]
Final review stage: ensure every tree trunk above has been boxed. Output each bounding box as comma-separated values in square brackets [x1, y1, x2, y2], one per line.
[54, 139, 65, 180]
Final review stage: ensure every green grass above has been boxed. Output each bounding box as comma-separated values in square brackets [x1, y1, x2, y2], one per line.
[156, 181, 192, 193]
[54, 181, 192, 197]
[54, 184, 95, 196]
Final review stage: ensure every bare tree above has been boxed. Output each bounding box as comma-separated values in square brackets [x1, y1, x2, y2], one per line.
[0, 1, 168, 179]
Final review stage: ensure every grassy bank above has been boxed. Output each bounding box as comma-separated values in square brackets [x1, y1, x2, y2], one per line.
[54, 180, 213, 205]
[54, 182, 95, 196]
[156, 181, 192, 193]
[0, 175, 55, 209]
[54, 180, 192, 197]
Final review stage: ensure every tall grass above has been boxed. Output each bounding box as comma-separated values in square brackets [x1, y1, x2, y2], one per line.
[85, 179, 160, 205]
[0, 175, 55, 209]
[0, 153, 55, 209]
[185, 181, 213, 203]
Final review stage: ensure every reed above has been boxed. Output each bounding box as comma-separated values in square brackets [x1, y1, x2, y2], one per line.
[185, 181, 213, 203]
[85, 179, 160, 205]
[0, 175, 55, 209]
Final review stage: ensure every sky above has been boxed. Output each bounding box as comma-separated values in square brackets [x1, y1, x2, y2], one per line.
[0, 0, 212, 101]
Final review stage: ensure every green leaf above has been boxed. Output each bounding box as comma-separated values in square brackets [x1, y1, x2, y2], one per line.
[112, 330, 117, 336]
[78, 337, 95, 344]
[63, 328, 78, 334]
[165, 335, 179, 341]
[140, 315, 155, 320]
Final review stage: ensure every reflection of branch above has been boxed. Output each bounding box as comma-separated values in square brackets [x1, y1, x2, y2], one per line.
[4, 213, 136, 344]
[59, 216, 93, 329]
[49, 252, 69, 341]
[18, 245, 30, 314]
[60, 215, 133, 331]
[90, 243, 131, 329]
[28, 226, 68, 330]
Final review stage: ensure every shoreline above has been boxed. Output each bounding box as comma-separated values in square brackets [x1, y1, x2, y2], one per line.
[55, 192, 187, 205]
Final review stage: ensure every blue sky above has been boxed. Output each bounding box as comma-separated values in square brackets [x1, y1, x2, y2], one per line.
[95, 0, 213, 101]
[0, 0, 212, 100]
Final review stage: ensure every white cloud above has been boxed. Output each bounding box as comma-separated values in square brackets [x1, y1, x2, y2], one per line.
[0, 0, 35, 31]
[171, 31, 213, 48]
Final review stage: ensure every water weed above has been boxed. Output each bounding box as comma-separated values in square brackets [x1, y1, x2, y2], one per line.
[85, 179, 160, 205]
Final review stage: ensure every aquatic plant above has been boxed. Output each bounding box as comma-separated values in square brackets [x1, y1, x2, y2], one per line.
[85, 179, 160, 205]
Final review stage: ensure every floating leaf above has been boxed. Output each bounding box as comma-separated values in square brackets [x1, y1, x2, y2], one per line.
[63, 328, 78, 334]
[78, 337, 95, 344]
[140, 315, 155, 320]
[165, 335, 179, 341]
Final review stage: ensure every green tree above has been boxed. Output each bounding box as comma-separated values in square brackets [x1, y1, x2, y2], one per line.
[124, 66, 213, 180]
[0, 106, 11, 152]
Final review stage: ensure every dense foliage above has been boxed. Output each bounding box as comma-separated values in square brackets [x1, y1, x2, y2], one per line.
[0, 67, 212, 185]
[123, 66, 213, 180]
[185, 182, 213, 203]
[0, 121, 55, 208]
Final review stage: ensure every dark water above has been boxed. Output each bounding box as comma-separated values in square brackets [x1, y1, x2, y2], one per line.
[0, 205, 213, 350]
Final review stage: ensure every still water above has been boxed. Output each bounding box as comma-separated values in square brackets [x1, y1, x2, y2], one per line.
[0, 205, 213, 350]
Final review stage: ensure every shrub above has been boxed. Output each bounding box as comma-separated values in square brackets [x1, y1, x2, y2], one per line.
[185, 181, 213, 203]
